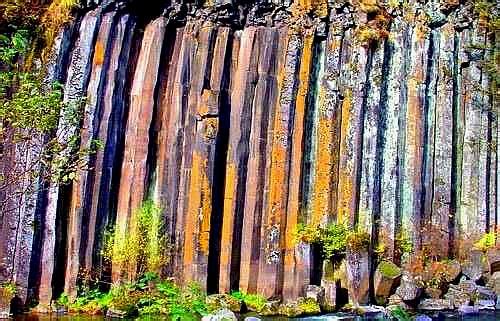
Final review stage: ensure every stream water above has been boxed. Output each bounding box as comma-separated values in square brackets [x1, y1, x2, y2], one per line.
[12, 311, 500, 321]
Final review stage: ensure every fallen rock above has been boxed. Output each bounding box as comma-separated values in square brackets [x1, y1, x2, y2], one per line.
[258, 300, 280, 316]
[487, 271, 500, 294]
[297, 297, 321, 315]
[278, 301, 302, 317]
[201, 308, 237, 321]
[106, 307, 128, 318]
[206, 294, 242, 312]
[457, 279, 478, 294]
[487, 248, 500, 273]
[417, 298, 453, 311]
[443, 260, 461, 282]
[374, 260, 401, 304]
[355, 305, 386, 317]
[476, 286, 496, 301]
[444, 287, 471, 308]
[475, 299, 495, 310]
[244, 317, 261, 321]
[424, 287, 442, 299]
[321, 279, 336, 311]
[345, 249, 370, 306]
[415, 315, 432, 321]
[458, 305, 479, 315]
[395, 273, 422, 302]
[462, 250, 487, 281]
[305, 285, 325, 306]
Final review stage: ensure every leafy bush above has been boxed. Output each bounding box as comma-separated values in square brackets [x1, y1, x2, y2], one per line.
[474, 232, 497, 252]
[230, 291, 267, 312]
[294, 223, 370, 260]
[102, 200, 170, 277]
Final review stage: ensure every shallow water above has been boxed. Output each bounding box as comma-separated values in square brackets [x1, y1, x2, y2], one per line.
[13, 311, 500, 321]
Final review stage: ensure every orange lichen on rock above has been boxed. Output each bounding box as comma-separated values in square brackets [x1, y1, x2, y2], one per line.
[337, 89, 353, 224]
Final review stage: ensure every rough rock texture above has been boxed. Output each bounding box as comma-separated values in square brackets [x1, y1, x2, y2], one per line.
[0, 0, 497, 310]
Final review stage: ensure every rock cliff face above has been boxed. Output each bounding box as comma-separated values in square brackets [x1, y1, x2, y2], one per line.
[0, 0, 497, 307]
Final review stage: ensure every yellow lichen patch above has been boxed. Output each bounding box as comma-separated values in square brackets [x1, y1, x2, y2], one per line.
[292, 0, 328, 18]
[336, 89, 353, 224]
[285, 32, 314, 260]
[184, 151, 212, 280]
[93, 41, 105, 66]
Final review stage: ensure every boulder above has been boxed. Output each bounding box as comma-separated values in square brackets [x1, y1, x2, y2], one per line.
[32, 304, 51, 314]
[304, 285, 325, 306]
[417, 298, 453, 311]
[475, 299, 495, 310]
[443, 287, 470, 308]
[321, 279, 337, 311]
[424, 287, 442, 299]
[201, 308, 237, 321]
[106, 308, 128, 318]
[244, 317, 261, 321]
[457, 279, 478, 294]
[206, 294, 242, 312]
[278, 301, 302, 317]
[487, 271, 500, 294]
[355, 305, 386, 317]
[345, 249, 370, 306]
[297, 297, 321, 315]
[374, 260, 401, 304]
[476, 286, 497, 301]
[415, 315, 432, 321]
[458, 305, 479, 315]
[487, 248, 500, 273]
[258, 300, 280, 316]
[462, 250, 488, 281]
[442, 260, 461, 282]
[395, 273, 422, 302]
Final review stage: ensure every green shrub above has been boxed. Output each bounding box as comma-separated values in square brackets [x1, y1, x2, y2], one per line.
[474, 232, 497, 252]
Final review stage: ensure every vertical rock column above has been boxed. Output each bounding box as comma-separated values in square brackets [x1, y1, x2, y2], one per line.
[113, 17, 166, 282]
[64, 11, 115, 299]
[182, 26, 232, 288]
[37, 10, 101, 307]
[84, 14, 136, 274]
[219, 27, 260, 293]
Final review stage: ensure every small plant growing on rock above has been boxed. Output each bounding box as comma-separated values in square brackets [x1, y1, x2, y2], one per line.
[474, 232, 497, 252]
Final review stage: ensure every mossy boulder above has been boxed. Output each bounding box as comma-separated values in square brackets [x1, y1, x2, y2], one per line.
[258, 300, 280, 316]
[395, 273, 422, 302]
[443, 260, 461, 283]
[206, 294, 243, 313]
[374, 260, 401, 304]
[297, 297, 321, 315]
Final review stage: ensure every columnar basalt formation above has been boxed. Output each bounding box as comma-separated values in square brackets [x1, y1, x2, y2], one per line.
[0, 0, 497, 308]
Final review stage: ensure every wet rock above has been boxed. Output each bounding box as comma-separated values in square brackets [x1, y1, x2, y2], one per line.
[106, 307, 128, 318]
[258, 300, 280, 316]
[462, 250, 487, 281]
[415, 315, 432, 321]
[305, 285, 325, 306]
[297, 297, 321, 315]
[201, 308, 237, 321]
[475, 299, 495, 310]
[244, 317, 261, 321]
[206, 294, 243, 312]
[32, 303, 51, 314]
[417, 298, 453, 311]
[278, 301, 302, 317]
[345, 249, 370, 306]
[444, 287, 471, 308]
[395, 273, 422, 302]
[355, 305, 386, 317]
[374, 260, 401, 304]
[458, 305, 479, 315]
[457, 279, 478, 294]
[425, 287, 442, 299]
[476, 286, 496, 302]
